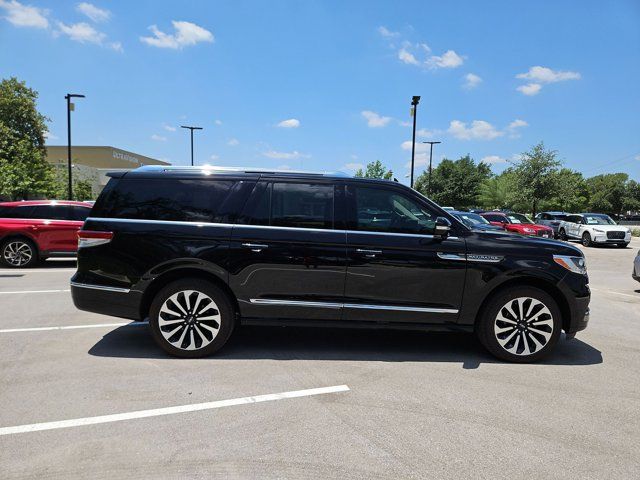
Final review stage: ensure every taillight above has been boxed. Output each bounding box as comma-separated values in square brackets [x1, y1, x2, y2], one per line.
[78, 230, 113, 248]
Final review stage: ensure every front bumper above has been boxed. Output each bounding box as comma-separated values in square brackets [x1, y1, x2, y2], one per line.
[591, 233, 632, 244]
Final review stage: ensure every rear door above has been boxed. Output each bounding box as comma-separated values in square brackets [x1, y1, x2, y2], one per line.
[28, 205, 83, 252]
[343, 183, 466, 324]
[229, 179, 347, 321]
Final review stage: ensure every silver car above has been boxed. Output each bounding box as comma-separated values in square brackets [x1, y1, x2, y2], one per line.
[634, 249, 640, 283]
[535, 211, 570, 238]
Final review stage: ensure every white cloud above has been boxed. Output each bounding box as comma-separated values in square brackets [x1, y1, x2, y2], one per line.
[481, 155, 507, 164]
[448, 120, 503, 140]
[151, 134, 167, 142]
[377, 26, 399, 38]
[57, 21, 105, 45]
[515, 66, 580, 95]
[635, 155, 640, 161]
[108, 41, 122, 52]
[227, 138, 239, 146]
[417, 128, 441, 138]
[427, 50, 464, 69]
[342, 162, 364, 172]
[44, 132, 58, 140]
[263, 150, 310, 160]
[210, 154, 219, 161]
[76, 2, 110, 23]
[277, 164, 292, 170]
[276, 118, 300, 128]
[361, 110, 391, 128]
[463, 73, 482, 89]
[516, 83, 542, 96]
[162, 124, 176, 132]
[0, 0, 48, 29]
[516, 66, 581, 83]
[140, 20, 214, 49]
[214, 119, 222, 125]
[507, 119, 528, 137]
[398, 48, 419, 66]
[400, 141, 430, 152]
[404, 153, 431, 169]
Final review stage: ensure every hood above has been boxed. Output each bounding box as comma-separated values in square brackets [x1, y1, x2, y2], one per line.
[474, 230, 583, 256]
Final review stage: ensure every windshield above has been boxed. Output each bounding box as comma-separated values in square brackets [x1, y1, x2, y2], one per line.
[507, 213, 533, 224]
[583, 214, 616, 225]
[455, 212, 490, 227]
[551, 214, 568, 220]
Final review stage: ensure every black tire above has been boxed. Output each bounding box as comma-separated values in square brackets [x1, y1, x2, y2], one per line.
[582, 232, 592, 247]
[0, 237, 39, 268]
[558, 229, 567, 241]
[149, 278, 235, 358]
[476, 286, 562, 363]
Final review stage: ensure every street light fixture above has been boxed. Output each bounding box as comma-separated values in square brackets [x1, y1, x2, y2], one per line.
[422, 141, 442, 196]
[409, 96, 420, 189]
[65, 93, 85, 200]
[181, 125, 203, 166]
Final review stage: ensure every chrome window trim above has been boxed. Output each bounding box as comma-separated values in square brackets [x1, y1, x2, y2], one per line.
[70, 281, 131, 293]
[249, 298, 458, 314]
[86, 217, 461, 240]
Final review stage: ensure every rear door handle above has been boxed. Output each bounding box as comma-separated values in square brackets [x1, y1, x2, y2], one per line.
[242, 243, 268, 252]
[356, 248, 382, 258]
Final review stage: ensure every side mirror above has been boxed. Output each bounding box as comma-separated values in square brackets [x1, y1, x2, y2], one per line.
[434, 216, 452, 238]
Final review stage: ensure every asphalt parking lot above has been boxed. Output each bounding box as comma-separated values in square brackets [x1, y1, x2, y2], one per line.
[1, 239, 639, 480]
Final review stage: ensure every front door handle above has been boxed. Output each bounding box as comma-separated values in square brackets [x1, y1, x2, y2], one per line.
[242, 243, 268, 252]
[356, 248, 382, 258]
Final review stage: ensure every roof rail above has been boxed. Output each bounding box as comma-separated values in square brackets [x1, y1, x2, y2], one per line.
[133, 165, 351, 177]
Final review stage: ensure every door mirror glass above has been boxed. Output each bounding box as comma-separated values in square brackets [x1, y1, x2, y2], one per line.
[434, 216, 451, 238]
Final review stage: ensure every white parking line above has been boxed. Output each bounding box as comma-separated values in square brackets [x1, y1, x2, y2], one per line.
[0, 289, 70, 294]
[0, 268, 76, 273]
[0, 385, 350, 436]
[0, 321, 148, 333]
[590, 288, 638, 299]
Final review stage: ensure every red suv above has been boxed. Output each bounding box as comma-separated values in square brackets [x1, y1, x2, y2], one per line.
[0, 201, 92, 268]
[480, 211, 554, 238]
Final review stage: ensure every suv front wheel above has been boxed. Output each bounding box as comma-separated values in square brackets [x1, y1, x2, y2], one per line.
[1, 238, 38, 268]
[149, 279, 235, 358]
[477, 286, 562, 362]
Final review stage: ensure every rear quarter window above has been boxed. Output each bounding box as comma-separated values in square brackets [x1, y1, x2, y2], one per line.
[93, 178, 237, 223]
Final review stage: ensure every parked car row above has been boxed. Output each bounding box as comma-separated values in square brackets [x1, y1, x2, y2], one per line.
[534, 211, 632, 247]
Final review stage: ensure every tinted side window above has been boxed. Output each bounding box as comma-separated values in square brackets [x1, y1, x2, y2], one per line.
[71, 206, 91, 221]
[98, 179, 235, 222]
[0, 206, 36, 218]
[484, 214, 503, 222]
[354, 186, 436, 234]
[271, 183, 334, 229]
[30, 205, 70, 220]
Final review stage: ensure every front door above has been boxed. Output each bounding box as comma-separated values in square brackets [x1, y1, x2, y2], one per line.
[228, 180, 347, 321]
[343, 184, 467, 324]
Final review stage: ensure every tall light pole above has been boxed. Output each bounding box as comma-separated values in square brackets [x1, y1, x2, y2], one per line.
[409, 96, 420, 189]
[181, 125, 203, 166]
[422, 141, 441, 196]
[65, 93, 85, 200]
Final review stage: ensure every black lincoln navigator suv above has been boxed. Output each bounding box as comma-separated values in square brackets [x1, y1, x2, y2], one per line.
[71, 166, 590, 362]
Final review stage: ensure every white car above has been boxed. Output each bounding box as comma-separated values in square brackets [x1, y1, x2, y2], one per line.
[558, 213, 632, 247]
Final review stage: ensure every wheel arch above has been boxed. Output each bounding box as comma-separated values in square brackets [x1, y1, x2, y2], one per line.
[473, 276, 571, 333]
[139, 267, 239, 322]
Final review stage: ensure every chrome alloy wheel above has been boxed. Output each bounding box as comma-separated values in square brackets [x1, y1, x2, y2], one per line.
[3, 241, 33, 267]
[158, 290, 221, 351]
[494, 297, 554, 356]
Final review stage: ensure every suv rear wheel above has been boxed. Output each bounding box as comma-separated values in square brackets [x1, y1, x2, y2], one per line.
[149, 279, 235, 358]
[477, 286, 562, 362]
[1, 238, 38, 268]
[558, 228, 567, 241]
[582, 232, 593, 247]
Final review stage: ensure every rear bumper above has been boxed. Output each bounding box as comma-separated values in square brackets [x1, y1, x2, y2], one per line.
[70, 280, 142, 321]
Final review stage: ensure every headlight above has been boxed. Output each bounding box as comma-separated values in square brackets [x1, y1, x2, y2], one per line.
[593, 228, 604, 233]
[553, 255, 587, 275]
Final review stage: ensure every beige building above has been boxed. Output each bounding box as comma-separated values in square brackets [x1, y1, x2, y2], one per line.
[46, 146, 170, 196]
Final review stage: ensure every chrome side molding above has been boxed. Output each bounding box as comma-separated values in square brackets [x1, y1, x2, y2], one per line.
[249, 298, 458, 314]
[70, 281, 131, 293]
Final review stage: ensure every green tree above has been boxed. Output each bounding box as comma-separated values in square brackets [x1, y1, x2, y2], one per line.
[478, 173, 512, 210]
[51, 166, 95, 201]
[414, 155, 492, 208]
[586, 173, 638, 215]
[543, 168, 589, 212]
[509, 142, 561, 216]
[354, 160, 393, 180]
[0, 77, 55, 200]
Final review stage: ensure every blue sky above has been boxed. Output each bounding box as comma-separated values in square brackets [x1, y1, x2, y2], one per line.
[1, 0, 639, 182]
